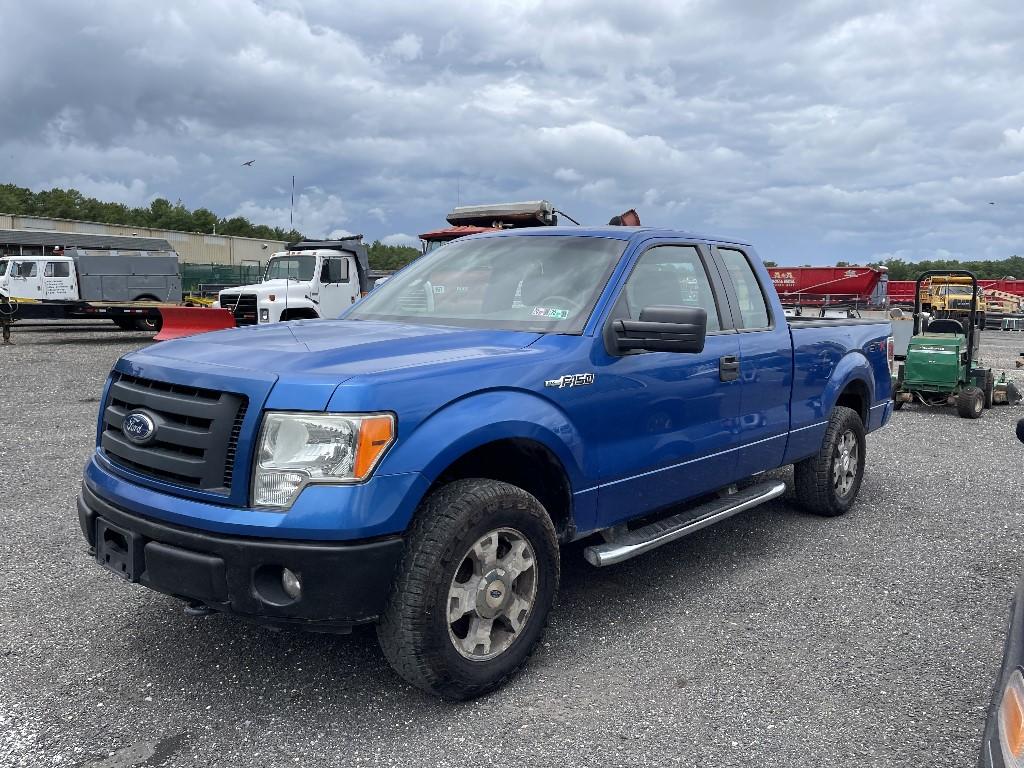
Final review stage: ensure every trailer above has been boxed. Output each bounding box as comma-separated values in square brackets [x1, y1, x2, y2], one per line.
[767, 266, 888, 308]
[0, 247, 182, 331]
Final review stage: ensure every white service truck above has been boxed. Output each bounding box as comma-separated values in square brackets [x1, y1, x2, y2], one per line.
[216, 237, 372, 325]
[0, 248, 181, 330]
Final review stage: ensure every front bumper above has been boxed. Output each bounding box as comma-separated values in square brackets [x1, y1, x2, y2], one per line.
[78, 483, 404, 632]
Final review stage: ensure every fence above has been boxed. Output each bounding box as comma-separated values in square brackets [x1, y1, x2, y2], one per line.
[181, 262, 263, 295]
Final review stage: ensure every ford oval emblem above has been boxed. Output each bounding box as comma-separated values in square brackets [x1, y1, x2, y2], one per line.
[122, 411, 156, 445]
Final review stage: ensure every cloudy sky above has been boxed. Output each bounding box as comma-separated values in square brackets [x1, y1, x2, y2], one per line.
[2, 0, 1024, 264]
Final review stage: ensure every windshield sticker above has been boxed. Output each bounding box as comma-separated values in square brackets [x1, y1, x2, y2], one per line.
[531, 307, 570, 320]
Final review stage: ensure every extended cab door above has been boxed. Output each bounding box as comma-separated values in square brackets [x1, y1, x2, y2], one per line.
[592, 242, 743, 528]
[42, 258, 77, 300]
[318, 255, 359, 317]
[709, 245, 793, 476]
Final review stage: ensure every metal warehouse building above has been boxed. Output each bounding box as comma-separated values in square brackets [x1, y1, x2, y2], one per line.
[0, 213, 286, 265]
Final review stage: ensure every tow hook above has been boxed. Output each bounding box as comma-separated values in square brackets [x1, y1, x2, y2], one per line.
[184, 601, 215, 617]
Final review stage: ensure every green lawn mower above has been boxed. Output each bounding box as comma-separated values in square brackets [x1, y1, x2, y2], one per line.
[892, 270, 994, 418]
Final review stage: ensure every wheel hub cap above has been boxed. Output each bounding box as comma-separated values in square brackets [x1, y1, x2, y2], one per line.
[832, 430, 859, 497]
[447, 528, 538, 661]
[477, 569, 511, 616]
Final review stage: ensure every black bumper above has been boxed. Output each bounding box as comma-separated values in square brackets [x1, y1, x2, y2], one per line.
[979, 575, 1024, 767]
[78, 483, 405, 632]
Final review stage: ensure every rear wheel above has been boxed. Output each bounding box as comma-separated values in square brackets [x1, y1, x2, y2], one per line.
[133, 314, 161, 332]
[377, 479, 559, 700]
[957, 386, 984, 418]
[793, 406, 866, 517]
[132, 296, 161, 332]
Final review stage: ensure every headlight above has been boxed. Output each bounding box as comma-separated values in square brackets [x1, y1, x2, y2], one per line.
[1000, 669, 1024, 767]
[252, 412, 395, 508]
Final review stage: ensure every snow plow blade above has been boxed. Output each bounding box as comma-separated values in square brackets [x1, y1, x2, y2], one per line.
[154, 307, 236, 341]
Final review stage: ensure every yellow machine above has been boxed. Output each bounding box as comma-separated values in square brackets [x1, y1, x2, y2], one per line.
[919, 276, 988, 329]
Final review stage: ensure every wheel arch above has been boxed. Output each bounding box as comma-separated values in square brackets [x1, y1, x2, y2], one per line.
[280, 307, 320, 321]
[430, 438, 575, 541]
[379, 390, 590, 540]
[824, 353, 875, 425]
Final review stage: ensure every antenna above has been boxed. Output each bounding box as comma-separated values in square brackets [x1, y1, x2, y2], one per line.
[290, 175, 295, 227]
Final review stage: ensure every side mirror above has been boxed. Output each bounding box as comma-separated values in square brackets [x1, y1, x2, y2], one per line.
[1016, 417, 1024, 445]
[613, 305, 707, 354]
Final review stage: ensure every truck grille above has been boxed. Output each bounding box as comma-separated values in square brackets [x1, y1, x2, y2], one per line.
[223, 293, 258, 325]
[101, 372, 248, 494]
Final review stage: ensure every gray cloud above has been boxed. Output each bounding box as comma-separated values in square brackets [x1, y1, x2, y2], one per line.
[2, 0, 1024, 262]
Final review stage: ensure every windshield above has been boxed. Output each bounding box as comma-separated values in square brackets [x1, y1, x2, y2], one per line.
[422, 239, 448, 255]
[264, 254, 316, 282]
[348, 235, 626, 332]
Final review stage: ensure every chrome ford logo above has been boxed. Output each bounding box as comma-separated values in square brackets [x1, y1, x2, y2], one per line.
[122, 411, 156, 445]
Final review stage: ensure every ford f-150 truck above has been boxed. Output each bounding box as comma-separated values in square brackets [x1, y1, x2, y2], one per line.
[78, 227, 894, 699]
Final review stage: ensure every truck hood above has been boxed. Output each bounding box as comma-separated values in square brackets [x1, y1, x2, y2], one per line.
[220, 279, 306, 297]
[138, 319, 543, 380]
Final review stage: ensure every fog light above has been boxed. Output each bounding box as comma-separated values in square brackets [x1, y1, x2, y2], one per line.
[259, 308, 270, 323]
[281, 568, 302, 600]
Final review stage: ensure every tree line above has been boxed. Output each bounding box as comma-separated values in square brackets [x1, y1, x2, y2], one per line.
[366, 241, 421, 270]
[0, 182, 422, 270]
[841, 257, 1024, 281]
[0, 183, 304, 242]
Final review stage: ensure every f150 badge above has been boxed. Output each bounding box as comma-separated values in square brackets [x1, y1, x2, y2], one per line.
[544, 373, 595, 389]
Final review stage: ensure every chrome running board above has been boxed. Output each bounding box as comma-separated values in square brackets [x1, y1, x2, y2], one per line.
[583, 480, 787, 567]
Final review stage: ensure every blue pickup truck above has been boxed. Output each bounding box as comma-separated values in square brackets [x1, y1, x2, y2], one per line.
[78, 227, 894, 698]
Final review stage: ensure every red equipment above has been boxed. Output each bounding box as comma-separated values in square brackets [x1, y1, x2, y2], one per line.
[887, 280, 917, 305]
[154, 307, 236, 341]
[767, 266, 886, 306]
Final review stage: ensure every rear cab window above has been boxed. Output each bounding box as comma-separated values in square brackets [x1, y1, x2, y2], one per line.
[718, 247, 771, 329]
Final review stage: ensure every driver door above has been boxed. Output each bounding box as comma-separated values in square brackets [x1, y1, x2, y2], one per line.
[592, 243, 743, 528]
[318, 257, 356, 317]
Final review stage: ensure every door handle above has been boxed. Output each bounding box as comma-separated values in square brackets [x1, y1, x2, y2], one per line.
[719, 355, 740, 382]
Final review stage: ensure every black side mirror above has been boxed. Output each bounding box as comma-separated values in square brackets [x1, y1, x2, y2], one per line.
[1016, 417, 1024, 445]
[613, 305, 707, 354]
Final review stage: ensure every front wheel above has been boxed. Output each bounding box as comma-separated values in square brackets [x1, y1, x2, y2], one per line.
[957, 386, 984, 418]
[793, 406, 866, 517]
[377, 479, 560, 700]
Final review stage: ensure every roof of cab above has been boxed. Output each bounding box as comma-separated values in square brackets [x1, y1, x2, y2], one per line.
[472, 225, 752, 247]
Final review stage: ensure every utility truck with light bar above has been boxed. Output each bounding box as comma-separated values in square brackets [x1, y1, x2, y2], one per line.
[216, 237, 372, 325]
[77, 225, 893, 699]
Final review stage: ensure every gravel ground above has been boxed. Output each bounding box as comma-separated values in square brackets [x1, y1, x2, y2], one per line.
[2, 320, 1024, 767]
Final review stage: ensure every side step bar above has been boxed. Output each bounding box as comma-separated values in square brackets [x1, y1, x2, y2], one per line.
[583, 480, 787, 567]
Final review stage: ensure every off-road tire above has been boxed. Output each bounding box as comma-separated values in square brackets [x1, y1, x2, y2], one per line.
[957, 386, 984, 419]
[377, 479, 560, 700]
[793, 406, 866, 517]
